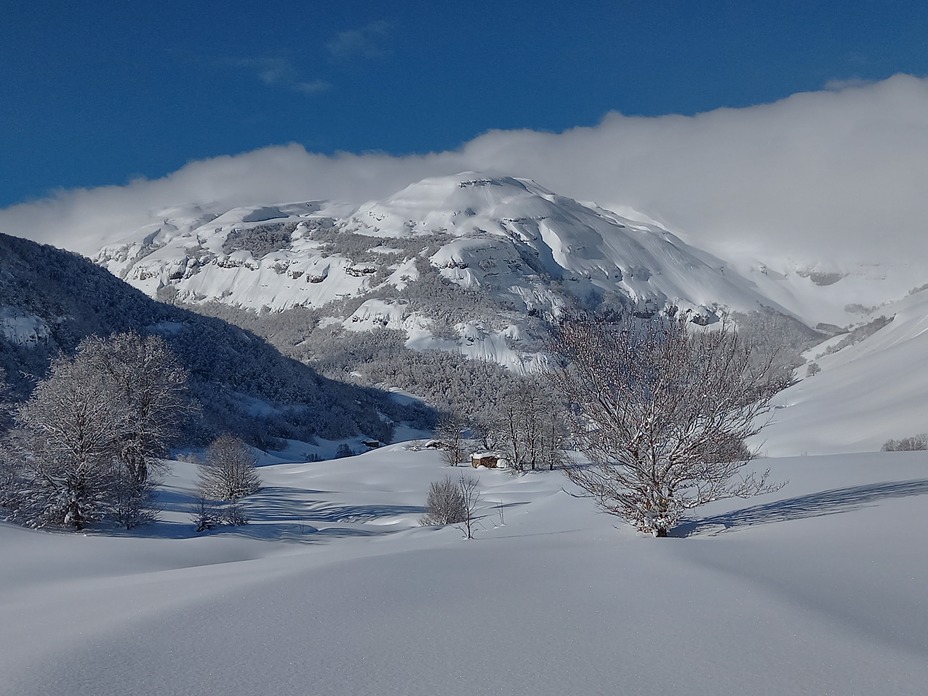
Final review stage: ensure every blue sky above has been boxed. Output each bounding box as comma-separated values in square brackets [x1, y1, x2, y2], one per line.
[3, 1, 927, 209]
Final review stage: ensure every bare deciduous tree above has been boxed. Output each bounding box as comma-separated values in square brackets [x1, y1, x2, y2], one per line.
[434, 411, 469, 467]
[419, 475, 467, 526]
[495, 378, 566, 472]
[80, 332, 191, 486]
[549, 309, 787, 537]
[0, 333, 190, 530]
[458, 474, 481, 540]
[197, 434, 260, 502]
[419, 473, 482, 539]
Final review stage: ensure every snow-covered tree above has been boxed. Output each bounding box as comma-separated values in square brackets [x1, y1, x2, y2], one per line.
[5, 349, 129, 528]
[493, 378, 566, 472]
[881, 434, 928, 451]
[420, 473, 482, 539]
[197, 434, 260, 501]
[1, 333, 189, 529]
[549, 308, 786, 537]
[434, 411, 469, 466]
[79, 332, 191, 486]
[419, 475, 467, 526]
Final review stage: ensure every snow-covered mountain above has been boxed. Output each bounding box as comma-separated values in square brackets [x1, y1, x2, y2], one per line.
[86, 172, 928, 455]
[95, 173, 798, 371]
[755, 285, 928, 456]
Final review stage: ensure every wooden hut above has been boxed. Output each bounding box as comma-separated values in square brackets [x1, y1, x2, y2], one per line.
[470, 452, 500, 468]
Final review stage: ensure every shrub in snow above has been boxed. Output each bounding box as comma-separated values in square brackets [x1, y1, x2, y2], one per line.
[420, 474, 481, 539]
[191, 495, 221, 532]
[881, 434, 928, 451]
[549, 308, 787, 537]
[420, 475, 467, 526]
[222, 501, 249, 526]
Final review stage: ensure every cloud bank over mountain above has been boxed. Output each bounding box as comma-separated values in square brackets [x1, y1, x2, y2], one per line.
[2, 74, 926, 267]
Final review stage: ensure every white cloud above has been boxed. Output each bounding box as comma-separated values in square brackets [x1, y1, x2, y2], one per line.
[293, 79, 331, 95]
[327, 21, 392, 61]
[225, 57, 330, 95]
[2, 74, 927, 271]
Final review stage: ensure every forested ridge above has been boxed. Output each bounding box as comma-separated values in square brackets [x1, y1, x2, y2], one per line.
[0, 234, 431, 447]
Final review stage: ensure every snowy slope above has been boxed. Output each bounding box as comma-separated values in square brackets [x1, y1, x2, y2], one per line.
[0, 233, 426, 442]
[728, 254, 928, 329]
[1, 446, 926, 696]
[347, 174, 784, 311]
[96, 173, 785, 318]
[757, 288, 928, 456]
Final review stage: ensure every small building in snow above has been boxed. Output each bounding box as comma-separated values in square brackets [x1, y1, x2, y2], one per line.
[471, 452, 500, 468]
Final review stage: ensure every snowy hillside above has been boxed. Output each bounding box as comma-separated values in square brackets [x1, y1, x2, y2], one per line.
[0, 233, 430, 445]
[757, 287, 928, 456]
[2, 445, 926, 696]
[94, 173, 793, 371]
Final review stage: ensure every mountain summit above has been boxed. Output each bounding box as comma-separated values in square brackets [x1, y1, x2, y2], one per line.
[95, 173, 786, 371]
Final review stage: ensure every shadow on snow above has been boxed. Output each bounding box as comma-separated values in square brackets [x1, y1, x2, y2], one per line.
[676, 478, 928, 537]
[111, 486, 425, 542]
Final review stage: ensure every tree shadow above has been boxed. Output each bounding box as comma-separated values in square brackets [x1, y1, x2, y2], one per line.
[675, 479, 928, 537]
[301, 503, 425, 523]
[243, 487, 424, 523]
[119, 486, 423, 542]
[154, 488, 199, 514]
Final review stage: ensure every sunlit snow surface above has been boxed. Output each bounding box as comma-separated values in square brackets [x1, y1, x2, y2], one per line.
[757, 289, 928, 456]
[2, 445, 926, 696]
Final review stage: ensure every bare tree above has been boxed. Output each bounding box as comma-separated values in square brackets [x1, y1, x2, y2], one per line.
[495, 378, 566, 472]
[419, 475, 467, 525]
[197, 434, 260, 501]
[419, 473, 482, 539]
[80, 332, 191, 486]
[434, 411, 468, 466]
[458, 474, 482, 540]
[549, 309, 787, 537]
[0, 334, 190, 529]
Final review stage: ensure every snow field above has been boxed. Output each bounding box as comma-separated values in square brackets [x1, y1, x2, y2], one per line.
[2, 446, 926, 695]
[758, 289, 928, 456]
